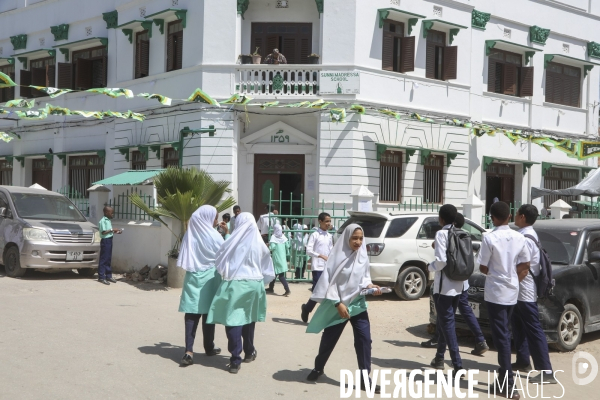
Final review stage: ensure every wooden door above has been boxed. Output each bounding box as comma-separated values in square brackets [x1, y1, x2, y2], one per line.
[32, 159, 53, 190]
[253, 173, 280, 218]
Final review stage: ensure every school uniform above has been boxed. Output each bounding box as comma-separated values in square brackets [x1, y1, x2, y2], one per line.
[428, 225, 465, 370]
[207, 212, 275, 370]
[303, 228, 333, 313]
[292, 224, 309, 279]
[511, 226, 553, 373]
[268, 224, 290, 293]
[256, 212, 279, 243]
[177, 206, 224, 357]
[477, 225, 529, 391]
[97, 216, 114, 281]
[306, 224, 373, 385]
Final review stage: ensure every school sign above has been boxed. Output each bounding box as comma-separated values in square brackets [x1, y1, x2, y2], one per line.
[319, 71, 360, 95]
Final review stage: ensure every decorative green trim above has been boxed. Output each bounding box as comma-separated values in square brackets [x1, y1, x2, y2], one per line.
[2, 57, 15, 65]
[315, 0, 324, 16]
[530, 25, 550, 45]
[14, 156, 24, 167]
[44, 154, 54, 166]
[97, 150, 106, 164]
[59, 48, 69, 62]
[154, 19, 165, 35]
[422, 20, 434, 38]
[544, 54, 554, 68]
[5, 156, 13, 167]
[237, 0, 249, 19]
[48, 50, 56, 58]
[10, 34, 27, 51]
[378, 9, 389, 28]
[419, 148, 463, 167]
[149, 145, 161, 160]
[408, 19, 418, 36]
[544, 53, 600, 76]
[584, 65, 594, 78]
[117, 148, 130, 162]
[588, 41, 600, 59]
[99, 38, 108, 48]
[422, 19, 468, 39]
[542, 162, 593, 176]
[140, 21, 153, 38]
[471, 9, 491, 30]
[122, 29, 133, 44]
[377, 8, 426, 29]
[17, 57, 27, 69]
[138, 146, 149, 161]
[116, 20, 146, 29]
[449, 29, 460, 45]
[376, 144, 418, 164]
[52, 37, 109, 49]
[525, 51, 535, 65]
[272, 73, 284, 91]
[102, 11, 118, 29]
[56, 154, 67, 166]
[485, 40, 538, 55]
[541, 162, 552, 176]
[174, 10, 187, 28]
[484, 156, 538, 176]
[50, 24, 69, 41]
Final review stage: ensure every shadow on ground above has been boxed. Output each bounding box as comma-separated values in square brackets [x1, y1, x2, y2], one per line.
[0, 266, 91, 281]
[137, 342, 229, 370]
[119, 278, 169, 292]
[272, 368, 339, 388]
[272, 317, 307, 326]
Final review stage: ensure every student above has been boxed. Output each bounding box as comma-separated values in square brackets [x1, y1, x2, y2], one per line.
[301, 213, 333, 323]
[427, 205, 467, 377]
[512, 204, 556, 384]
[478, 201, 530, 400]
[178, 205, 223, 366]
[97, 206, 122, 285]
[257, 204, 279, 244]
[305, 224, 381, 393]
[292, 223, 309, 280]
[207, 212, 275, 374]
[218, 213, 231, 239]
[230, 205, 241, 233]
[266, 224, 291, 296]
[421, 213, 489, 356]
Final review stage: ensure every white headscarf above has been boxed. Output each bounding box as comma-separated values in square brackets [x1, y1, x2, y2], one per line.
[177, 205, 224, 273]
[310, 224, 372, 306]
[215, 212, 275, 284]
[269, 224, 288, 244]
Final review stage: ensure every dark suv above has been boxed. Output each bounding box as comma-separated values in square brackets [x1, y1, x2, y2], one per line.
[429, 219, 600, 352]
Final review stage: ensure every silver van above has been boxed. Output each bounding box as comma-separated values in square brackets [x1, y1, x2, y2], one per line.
[0, 186, 100, 277]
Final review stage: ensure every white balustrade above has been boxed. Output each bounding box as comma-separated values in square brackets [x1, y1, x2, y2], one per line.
[235, 65, 321, 96]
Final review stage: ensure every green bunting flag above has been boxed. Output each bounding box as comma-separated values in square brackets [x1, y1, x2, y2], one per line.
[411, 113, 434, 123]
[330, 108, 346, 123]
[45, 104, 71, 116]
[70, 110, 103, 119]
[285, 101, 311, 108]
[15, 110, 47, 120]
[0, 72, 16, 88]
[259, 101, 279, 109]
[222, 94, 253, 105]
[0, 108, 9, 114]
[379, 109, 401, 120]
[187, 88, 220, 106]
[308, 99, 335, 109]
[5, 99, 35, 108]
[350, 104, 365, 115]
[137, 93, 172, 106]
[30, 86, 73, 98]
[86, 88, 134, 98]
[126, 111, 146, 122]
[1, 132, 17, 142]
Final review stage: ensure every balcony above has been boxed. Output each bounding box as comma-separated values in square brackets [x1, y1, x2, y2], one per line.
[235, 65, 321, 96]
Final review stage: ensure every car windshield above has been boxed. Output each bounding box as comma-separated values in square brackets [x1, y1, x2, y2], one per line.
[337, 216, 387, 238]
[536, 229, 580, 265]
[10, 193, 86, 222]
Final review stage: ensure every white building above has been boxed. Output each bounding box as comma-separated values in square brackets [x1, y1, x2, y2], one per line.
[1, 0, 599, 225]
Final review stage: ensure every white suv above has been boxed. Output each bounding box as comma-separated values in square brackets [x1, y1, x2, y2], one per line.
[337, 211, 487, 300]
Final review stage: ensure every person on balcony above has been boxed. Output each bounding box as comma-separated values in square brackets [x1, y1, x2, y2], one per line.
[264, 48, 287, 65]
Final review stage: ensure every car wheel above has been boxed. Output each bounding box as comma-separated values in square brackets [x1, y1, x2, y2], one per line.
[77, 268, 97, 277]
[394, 266, 426, 300]
[4, 246, 27, 278]
[551, 303, 583, 352]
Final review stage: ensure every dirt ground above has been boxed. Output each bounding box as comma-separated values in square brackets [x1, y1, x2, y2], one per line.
[1, 268, 599, 399]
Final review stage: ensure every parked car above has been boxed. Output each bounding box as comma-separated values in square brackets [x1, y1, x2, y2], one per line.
[337, 211, 487, 300]
[429, 219, 600, 352]
[0, 185, 101, 278]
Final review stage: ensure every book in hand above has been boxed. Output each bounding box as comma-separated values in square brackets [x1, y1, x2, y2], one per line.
[360, 287, 392, 296]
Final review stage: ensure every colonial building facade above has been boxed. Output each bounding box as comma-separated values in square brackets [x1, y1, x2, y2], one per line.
[1, 0, 599, 219]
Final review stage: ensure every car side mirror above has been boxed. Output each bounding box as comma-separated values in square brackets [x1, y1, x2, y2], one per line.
[589, 251, 600, 263]
[472, 243, 481, 252]
[0, 207, 8, 218]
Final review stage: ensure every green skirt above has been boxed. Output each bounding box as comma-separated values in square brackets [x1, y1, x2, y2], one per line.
[178, 268, 222, 315]
[206, 279, 267, 327]
[306, 296, 368, 334]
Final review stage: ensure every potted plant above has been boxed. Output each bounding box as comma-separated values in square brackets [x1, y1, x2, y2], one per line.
[307, 53, 320, 64]
[251, 47, 262, 64]
[239, 54, 253, 64]
[129, 168, 235, 288]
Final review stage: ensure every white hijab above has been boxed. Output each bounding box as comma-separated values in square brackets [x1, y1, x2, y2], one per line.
[310, 224, 372, 306]
[215, 212, 275, 283]
[269, 224, 288, 244]
[177, 205, 224, 273]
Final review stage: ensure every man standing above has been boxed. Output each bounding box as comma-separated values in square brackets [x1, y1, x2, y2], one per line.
[97, 206, 122, 285]
[257, 204, 279, 244]
[264, 48, 287, 65]
[478, 202, 530, 400]
[230, 205, 241, 233]
[512, 204, 557, 384]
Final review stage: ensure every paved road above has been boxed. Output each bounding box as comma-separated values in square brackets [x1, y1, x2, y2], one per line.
[1, 268, 599, 399]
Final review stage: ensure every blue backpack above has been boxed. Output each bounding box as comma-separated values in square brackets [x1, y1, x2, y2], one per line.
[524, 234, 555, 299]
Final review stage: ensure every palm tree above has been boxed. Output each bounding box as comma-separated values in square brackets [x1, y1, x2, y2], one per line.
[129, 168, 236, 256]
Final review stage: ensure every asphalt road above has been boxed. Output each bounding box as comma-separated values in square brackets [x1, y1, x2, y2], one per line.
[1, 268, 599, 399]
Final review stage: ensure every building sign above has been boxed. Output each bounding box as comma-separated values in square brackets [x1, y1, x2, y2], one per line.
[319, 71, 360, 95]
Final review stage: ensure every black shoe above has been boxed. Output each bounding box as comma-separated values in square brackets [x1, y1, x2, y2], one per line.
[511, 362, 532, 373]
[284, 290, 291, 297]
[430, 357, 445, 369]
[421, 338, 438, 348]
[98, 279, 110, 285]
[358, 380, 381, 394]
[206, 347, 221, 356]
[306, 369, 324, 381]
[451, 368, 467, 380]
[488, 384, 520, 399]
[265, 287, 274, 293]
[244, 349, 257, 363]
[471, 341, 489, 356]
[107, 277, 117, 283]
[529, 372, 557, 384]
[229, 363, 241, 374]
[180, 353, 193, 366]
[301, 304, 309, 323]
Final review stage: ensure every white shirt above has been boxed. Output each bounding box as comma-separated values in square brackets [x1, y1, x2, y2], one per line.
[427, 225, 468, 296]
[518, 226, 541, 303]
[477, 225, 530, 306]
[306, 228, 333, 272]
[230, 215, 237, 233]
[256, 213, 279, 235]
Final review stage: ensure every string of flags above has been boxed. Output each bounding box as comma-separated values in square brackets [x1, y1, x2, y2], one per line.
[2, 71, 600, 159]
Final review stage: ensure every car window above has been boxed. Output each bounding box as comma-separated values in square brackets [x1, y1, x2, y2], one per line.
[536, 229, 579, 265]
[462, 221, 484, 242]
[417, 217, 441, 240]
[337, 216, 387, 238]
[0, 192, 9, 209]
[386, 217, 418, 238]
[584, 231, 600, 263]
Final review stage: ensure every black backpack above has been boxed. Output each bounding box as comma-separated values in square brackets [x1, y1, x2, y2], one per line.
[444, 226, 475, 281]
[523, 234, 555, 299]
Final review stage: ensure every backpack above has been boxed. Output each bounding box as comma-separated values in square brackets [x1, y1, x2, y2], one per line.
[523, 234, 555, 299]
[443, 226, 475, 281]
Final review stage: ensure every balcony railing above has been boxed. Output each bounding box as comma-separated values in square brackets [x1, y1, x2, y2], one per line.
[235, 65, 320, 96]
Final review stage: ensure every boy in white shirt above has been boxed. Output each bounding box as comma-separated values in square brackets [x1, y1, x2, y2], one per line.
[256, 204, 280, 243]
[477, 201, 530, 400]
[512, 204, 556, 384]
[300, 213, 333, 323]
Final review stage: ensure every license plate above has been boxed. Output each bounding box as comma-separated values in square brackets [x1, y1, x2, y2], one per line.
[457, 302, 480, 318]
[66, 251, 83, 261]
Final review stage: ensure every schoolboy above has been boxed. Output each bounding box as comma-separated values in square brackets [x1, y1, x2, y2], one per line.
[98, 206, 122, 285]
[230, 205, 241, 233]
